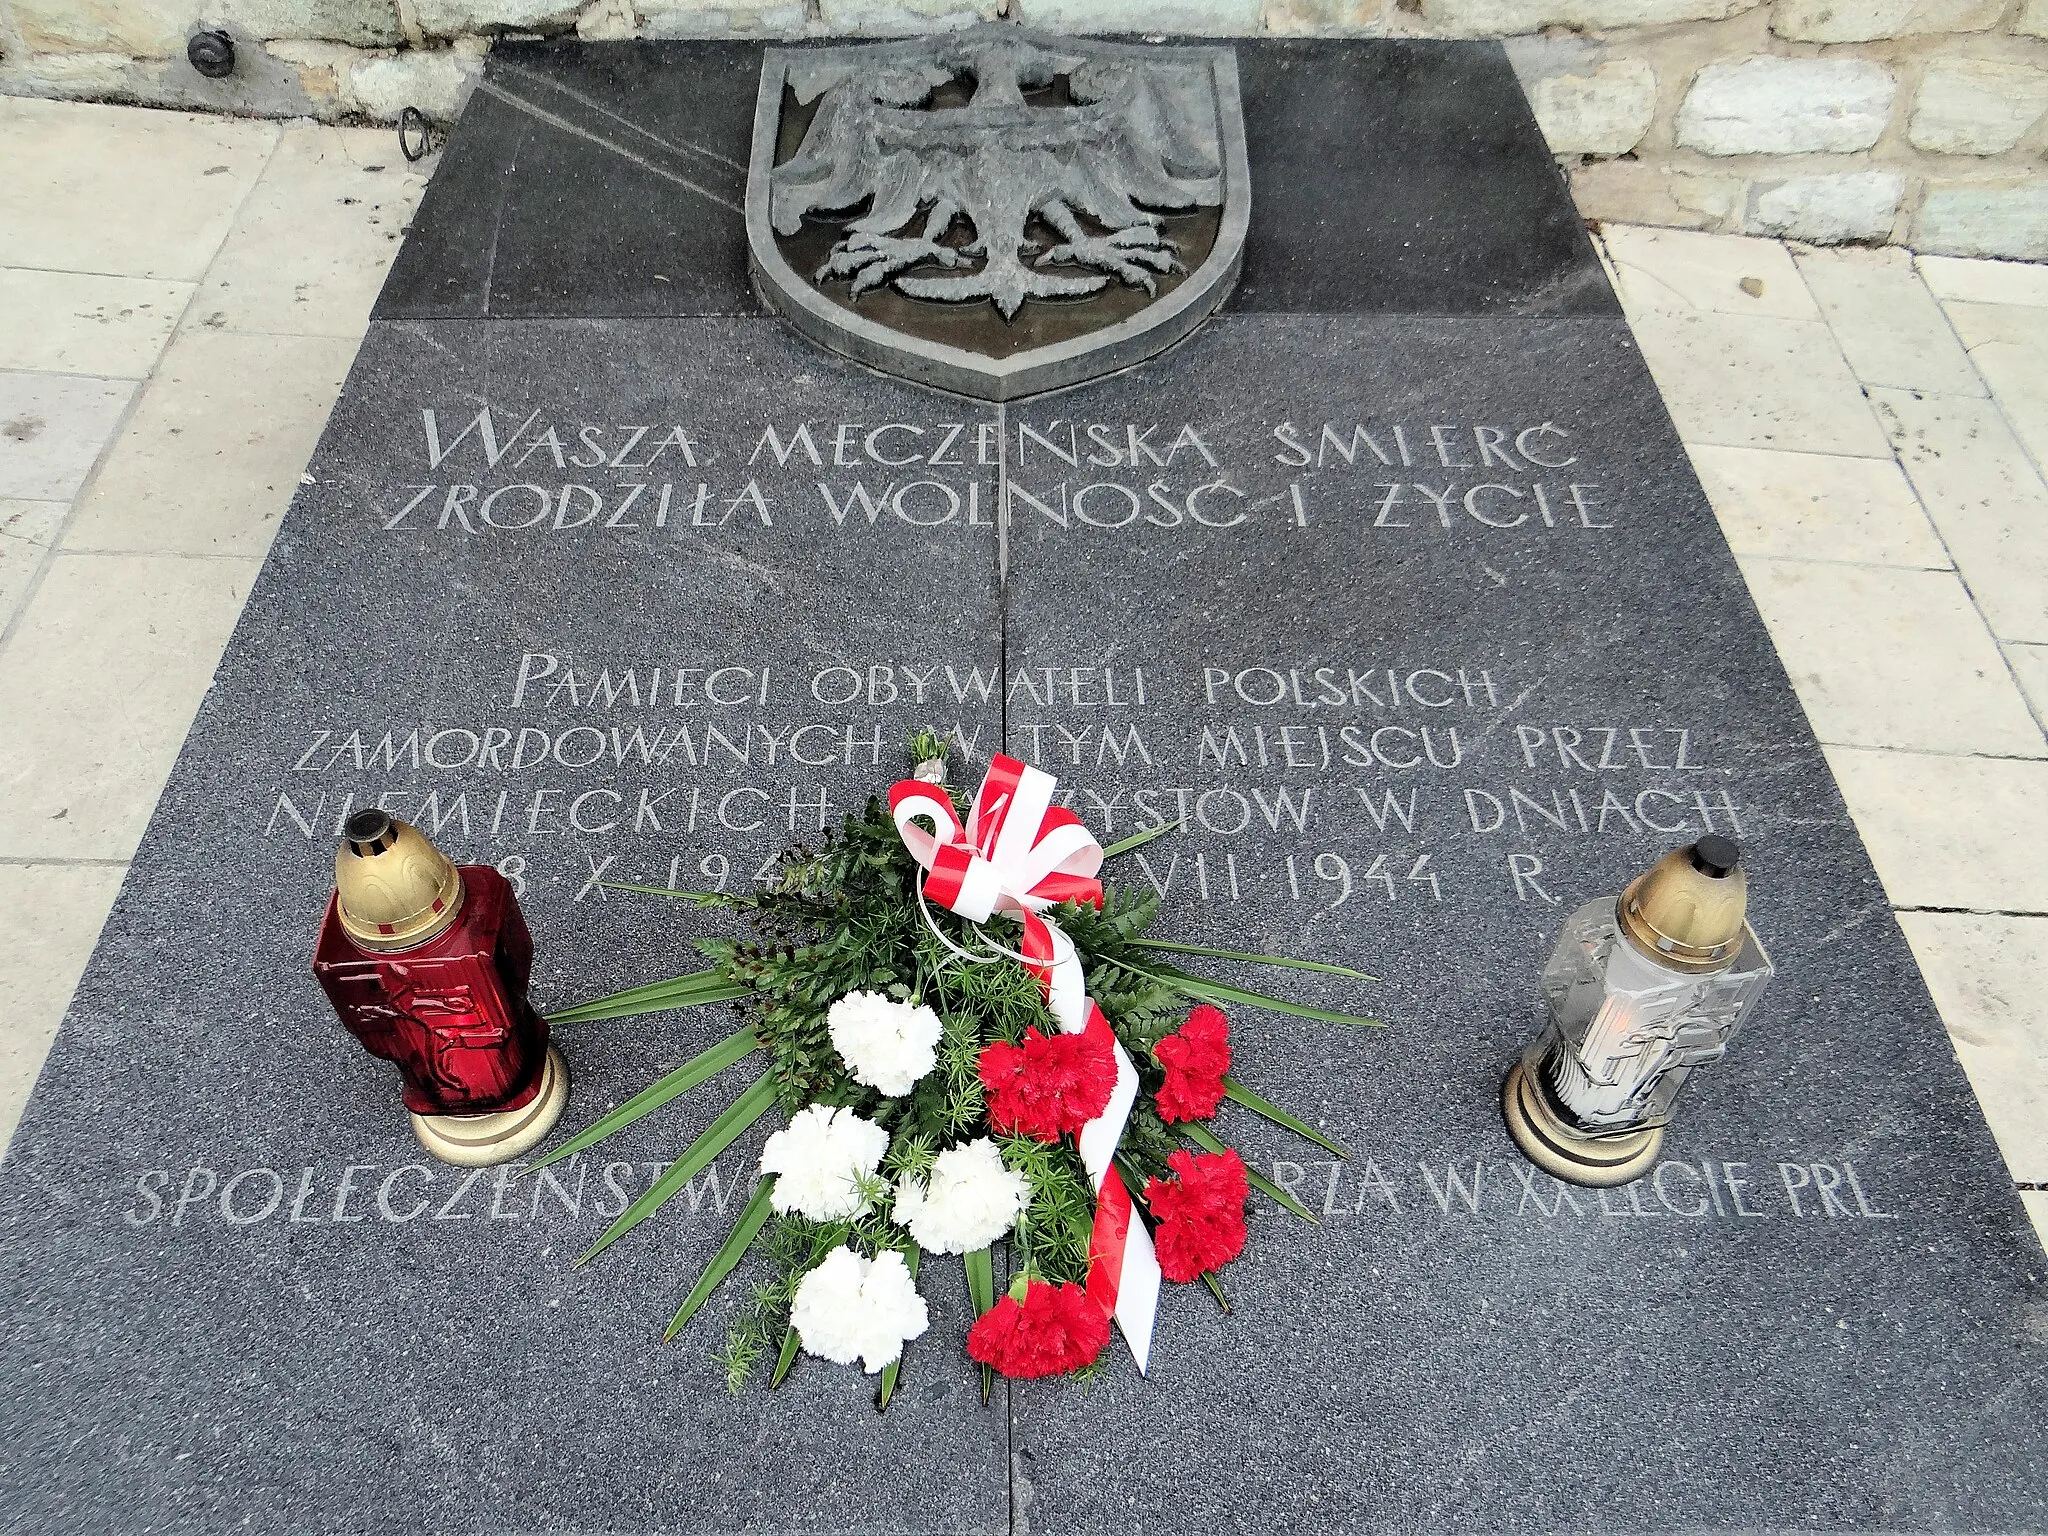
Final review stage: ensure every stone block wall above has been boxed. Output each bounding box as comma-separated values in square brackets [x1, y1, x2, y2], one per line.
[2, 0, 2044, 258]
[1505, 3, 2048, 257]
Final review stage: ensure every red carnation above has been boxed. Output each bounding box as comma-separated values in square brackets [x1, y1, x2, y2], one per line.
[967, 1279, 1112, 1379]
[1153, 1004, 1231, 1123]
[1144, 1148, 1249, 1282]
[978, 1026, 1116, 1142]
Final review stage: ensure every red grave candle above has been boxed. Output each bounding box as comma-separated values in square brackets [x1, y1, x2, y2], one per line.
[312, 809, 568, 1166]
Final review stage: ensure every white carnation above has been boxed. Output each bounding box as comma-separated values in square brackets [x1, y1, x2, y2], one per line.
[827, 989, 943, 1097]
[759, 1104, 889, 1221]
[892, 1137, 1029, 1255]
[788, 1245, 930, 1374]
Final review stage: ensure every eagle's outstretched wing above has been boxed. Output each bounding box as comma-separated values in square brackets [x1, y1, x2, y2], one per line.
[770, 66, 949, 238]
[1049, 61, 1224, 233]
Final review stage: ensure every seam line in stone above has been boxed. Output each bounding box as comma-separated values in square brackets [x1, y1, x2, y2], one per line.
[0, 856, 130, 868]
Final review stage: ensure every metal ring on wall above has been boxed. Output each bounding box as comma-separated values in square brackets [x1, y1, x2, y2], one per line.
[398, 106, 436, 164]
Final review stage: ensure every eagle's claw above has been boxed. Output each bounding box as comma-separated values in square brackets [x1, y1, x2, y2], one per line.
[1035, 225, 1182, 295]
[816, 234, 962, 298]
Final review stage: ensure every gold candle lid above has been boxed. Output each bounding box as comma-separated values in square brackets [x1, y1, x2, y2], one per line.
[333, 809, 465, 953]
[1616, 836, 1748, 974]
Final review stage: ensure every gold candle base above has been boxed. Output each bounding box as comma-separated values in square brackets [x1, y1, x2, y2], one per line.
[411, 1046, 570, 1167]
[1502, 1060, 1662, 1189]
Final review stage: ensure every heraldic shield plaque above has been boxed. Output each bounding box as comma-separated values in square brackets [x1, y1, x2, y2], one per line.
[746, 27, 1250, 400]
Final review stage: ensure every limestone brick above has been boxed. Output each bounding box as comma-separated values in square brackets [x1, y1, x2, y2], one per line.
[346, 43, 481, 118]
[206, 0, 405, 44]
[1014, 0, 1266, 30]
[1745, 170, 1905, 242]
[639, 1, 807, 35]
[409, 0, 579, 35]
[1676, 57, 1894, 155]
[2016, 0, 2048, 38]
[266, 37, 383, 103]
[2, 51, 140, 91]
[1913, 182, 2048, 260]
[1528, 58, 1658, 156]
[1263, 0, 1385, 29]
[1417, 0, 1760, 38]
[1770, 0, 2002, 43]
[1570, 159, 1746, 230]
[815, 0, 1000, 33]
[9, 0, 193, 57]
[575, 0, 637, 36]
[1908, 58, 2048, 156]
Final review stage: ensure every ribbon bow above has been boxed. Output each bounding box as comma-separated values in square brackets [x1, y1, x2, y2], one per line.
[888, 756, 1103, 925]
[889, 754, 1162, 1374]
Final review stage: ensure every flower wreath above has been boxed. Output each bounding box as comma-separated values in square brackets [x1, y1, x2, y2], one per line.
[532, 733, 1373, 1405]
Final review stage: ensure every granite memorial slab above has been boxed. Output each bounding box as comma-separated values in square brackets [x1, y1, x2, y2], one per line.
[1, 29, 2043, 1536]
[1001, 314, 2048, 1531]
[0, 316, 1013, 1532]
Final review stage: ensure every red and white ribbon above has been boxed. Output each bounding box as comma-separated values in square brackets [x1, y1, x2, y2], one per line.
[889, 755, 1162, 1374]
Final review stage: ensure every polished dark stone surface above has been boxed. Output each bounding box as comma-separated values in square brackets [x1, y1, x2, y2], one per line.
[3, 32, 2041, 1536]
[376, 42, 760, 320]
[0, 318, 1010, 1535]
[1001, 314, 2048, 1532]
[1227, 42, 1613, 316]
[374, 36, 1613, 323]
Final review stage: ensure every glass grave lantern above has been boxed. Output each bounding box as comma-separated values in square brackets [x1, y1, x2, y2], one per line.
[1503, 836, 1774, 1187]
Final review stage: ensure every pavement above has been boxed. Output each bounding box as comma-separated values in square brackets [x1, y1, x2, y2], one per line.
[0, 94, 2043, 1253]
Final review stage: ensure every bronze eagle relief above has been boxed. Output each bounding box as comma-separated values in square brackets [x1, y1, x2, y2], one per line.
[746, 28, 1249, 400]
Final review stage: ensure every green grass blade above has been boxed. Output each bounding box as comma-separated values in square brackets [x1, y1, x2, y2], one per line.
[1127, 937, 1375, 981]
[576, 1074, 778, 1267]
[964, 1246, 996, 1405]
[1247, 1164, 1318, 1225]
[550, 983, 751, 1025]
[548, 967, 753, 1025]
[1101, 819, 1184, 859]
[524, 1023, 761, 1176]
[771, 1324, 802, 1387]
[875, 1243, 921, 1412]
[964, 1245, 996, 1315]
[555, 964, 729, 1010]
[1172, 973, 1382, 1028]
[1182, 1120, 1318, 1225]
[662, 1177, 776, 1342]
[549, 981, 753, 1025]
[1223, 1076, 1350, 1159]
[1114, 1152, 1155, 1209]
[583, 974, 740, 1007]
[1106, 960, 1381, 1028]
[1201, 1270, 1231, 1314]
[601, 882, 735, 908]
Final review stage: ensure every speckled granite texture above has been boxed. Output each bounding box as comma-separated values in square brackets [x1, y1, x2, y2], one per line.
[0, 35, 2040, 1536]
